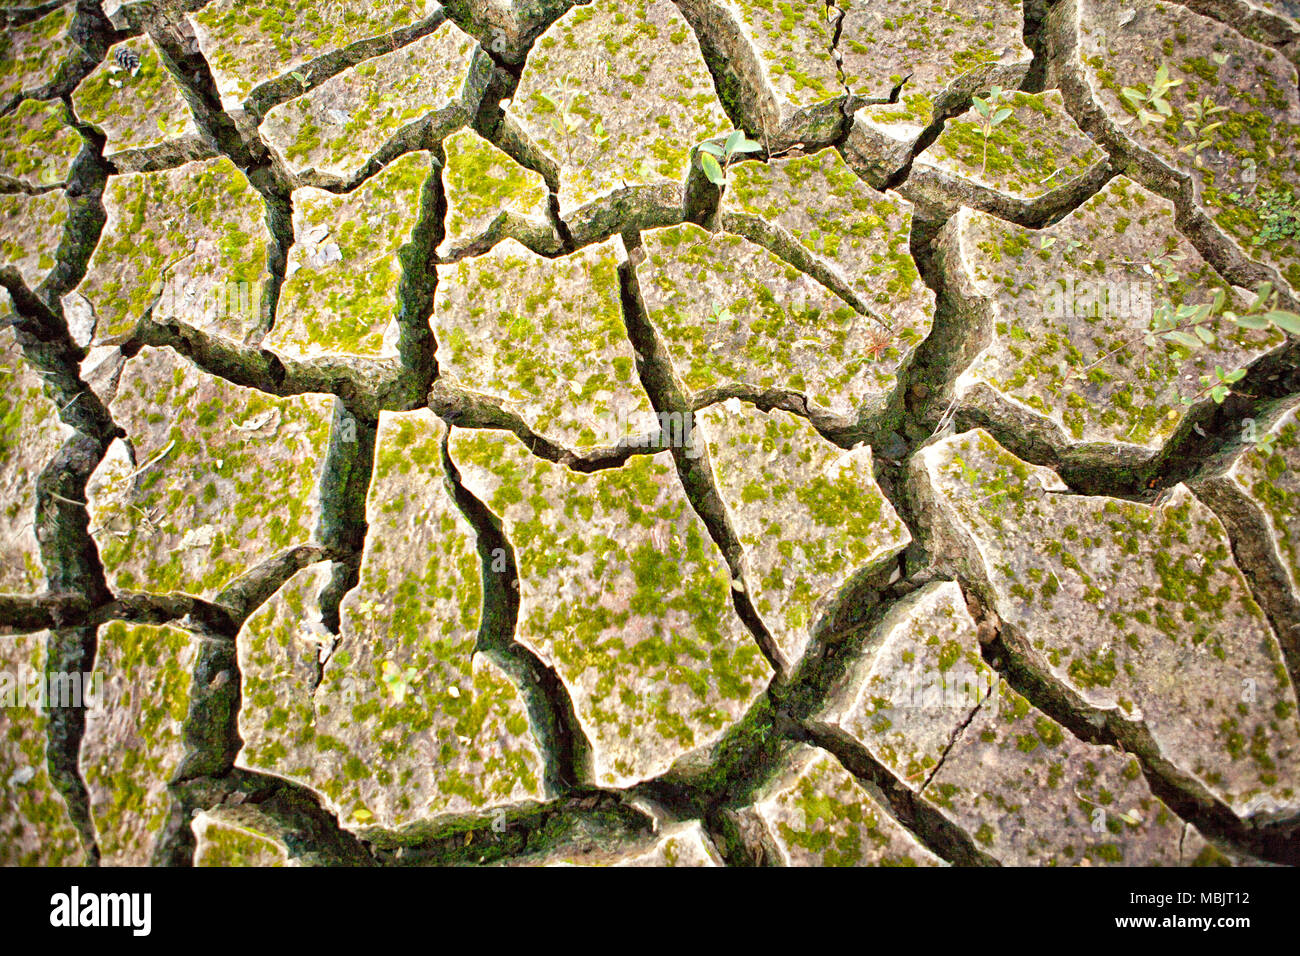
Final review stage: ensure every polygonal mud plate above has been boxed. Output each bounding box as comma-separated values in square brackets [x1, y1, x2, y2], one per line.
[815, 580, 1201, 864]
[725, 147, 932, 338]
[0, 190, 67, 291]
[1065, 0, 1300, 293]
[509, 0, 730, 211]
[639, 223, 899, 420]
[86, 346, 333, 597]
[911, 428, 1300, 820]
[80, 621, 196, 866]
[0, 99, 79, 188]
[0, 4, 77, 108]
[192, 0, 433, 105]
[842, 0, 1031, 179]
[1192, 398, 1300, 692]
[193, 813, 291, 866]
[723, 0, 841, 108]
[611, 821, 724, 866]
[434, 239, 654, 450]
[911, 89, 1105, 205]
[924, 680, 1191, 866]
[236, 563, 331, 782]
[754, 747, 944, 866]
[0, 633, 88, 865]
[813, 581, 997, 785]
[439, 128, 550, 254]
[268, 152, 433, 359]
[451, 428, 773, 789]
[1209, 401, 1300, 605]
[0, 328, 65, 594]
[696, 402, 910, 664]
[81, 157, 271, 343]
[238, 413, 546, 830]
[262, 21, 475, 178]
[73, 37, 196, 155]
[941, 177, 1280, 467]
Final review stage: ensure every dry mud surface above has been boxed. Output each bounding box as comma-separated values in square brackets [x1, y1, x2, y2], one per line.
[0, 0, 1298, 867]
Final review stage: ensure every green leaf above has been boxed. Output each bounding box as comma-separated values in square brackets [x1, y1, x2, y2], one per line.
[972, 96, 990, 117]
[1165, 330, 1203, 350]
[1211, 384, 1229, 404]
[731, 137, 763, 154]
[1248, 282, 1273, 311]
[1121, 87, 1145, 105]
[697, 141, 724, 158]
[1223, 368, 1247, 384]
[1233, 312, 1271, 329]
[1264, 310, 1300, 335]
[724, 130, 743, 158]
[700, 152, 726, 185]
[1194, 325, 1215, 344]
[991, 107, 1013, 125]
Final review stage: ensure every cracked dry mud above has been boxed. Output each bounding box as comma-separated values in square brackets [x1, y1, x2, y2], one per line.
[0, 0, 1297, 869]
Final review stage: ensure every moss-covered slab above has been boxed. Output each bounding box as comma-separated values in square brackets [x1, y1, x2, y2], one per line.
[940, 177, 1280, 467]
[911, 429, 1300, 820]
[842, 0, 1031, 178]
[0, 4, 76, 107]
[1192, 398, 1300, 686]
[926, 676, 1195, 866]
[452, 428, 773, 788]
[639, 222, 913, 420]
[192, 0, 432, 105]
[86, 346, 332, 597]
[509, 0, 730, 211]
[610, 821, 723, 866]
[81, 158, 271, 343]
[0, 99, 79, 188]
[814, 581, 997, 785]
[911, 90, 1106, 207]
[754, 747, 944, 866]
[434, 239, 654, 450]
[0, 190, 67, 291]
[268, 152, 432, 359]
[81, 621, 196, 866]
[262, 22, 474, 178]
[72, 37, 196, 155]
[725, 147, 933, 340]
[193, 813, 291, 866]
[236, 564, 329, 792]
[238, 412, 546, 830]
[815, 579, 1199, 864]
[0, 328, 65, 594]
[696, 402, 909, 664]
[0, 633, 88, 865]
[1066, 0, 1300, 293]
[439, 128, 550, 254]
[725, 0, 841, 110]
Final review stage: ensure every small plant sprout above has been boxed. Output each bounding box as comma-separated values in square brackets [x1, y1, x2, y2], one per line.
[1178, 96, 1228, 168]
[381, 660, 419, 704]
[1120, 63, 1183, 127]
[971, 86, 1013, 176]
[693, 130, 763, 187]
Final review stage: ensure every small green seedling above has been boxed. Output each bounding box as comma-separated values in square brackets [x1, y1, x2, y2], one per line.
[971, 86, 1013, 176]
[1120, 63, 1183, 127]
[693, 130, 763, 187]
[1178, 96, 1227, 168]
